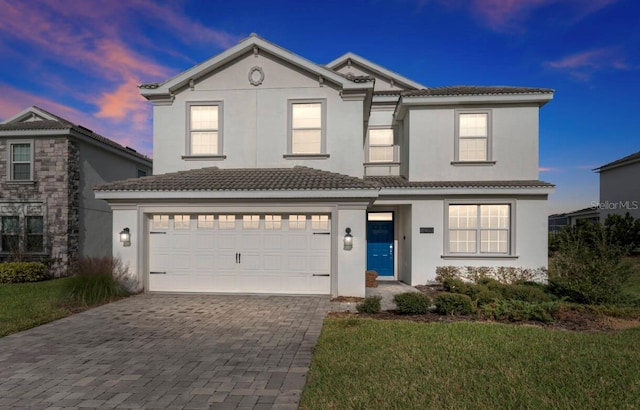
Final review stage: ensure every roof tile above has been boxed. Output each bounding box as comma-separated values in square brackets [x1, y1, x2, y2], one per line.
[366, 176, 554, 189]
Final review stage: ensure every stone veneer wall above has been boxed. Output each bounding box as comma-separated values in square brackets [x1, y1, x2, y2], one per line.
[0, 137, 79, 275]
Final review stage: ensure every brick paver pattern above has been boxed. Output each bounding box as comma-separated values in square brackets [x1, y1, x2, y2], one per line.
[0, 294, 331, 410]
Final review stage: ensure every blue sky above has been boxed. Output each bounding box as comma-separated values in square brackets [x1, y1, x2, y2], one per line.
[0, 0, 638, 214]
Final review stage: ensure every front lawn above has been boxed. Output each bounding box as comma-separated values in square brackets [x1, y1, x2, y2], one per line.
[0, 278, 75, 337]
[301, 319, 640, 409]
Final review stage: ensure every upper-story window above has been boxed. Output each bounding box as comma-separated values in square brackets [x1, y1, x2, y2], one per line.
[455, 111, 492, 162]
[368, 129, 395, 162]
[187, 103, 223, 156]
[288, 100, 326, 155]
[9, 141, 33, 181]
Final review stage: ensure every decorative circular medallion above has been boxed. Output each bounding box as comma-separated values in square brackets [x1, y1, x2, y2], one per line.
[248, 66, 264, 86]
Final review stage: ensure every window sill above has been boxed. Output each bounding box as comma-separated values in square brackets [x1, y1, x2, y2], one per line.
[441, 254, 518, 260]
[283, 154, 330, 160]
[451, 161, 496, 166]
[182, 155, 227, 161]
[364, 162, 400, 166]
[6, 180, 36, 185]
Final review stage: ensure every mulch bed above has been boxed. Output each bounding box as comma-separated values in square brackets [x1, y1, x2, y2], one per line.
[328, 284, 640, 333]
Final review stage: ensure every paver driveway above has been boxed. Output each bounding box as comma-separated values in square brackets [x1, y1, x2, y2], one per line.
[0, 294, 332, 410]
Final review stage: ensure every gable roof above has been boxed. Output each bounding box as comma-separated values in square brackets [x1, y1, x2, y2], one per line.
[140, 34, 372, 101]
[594, 150, 640, 172]
[95, 166, 378, 192]
[326, 52, 426, 90]
[0, 106, 151, 164]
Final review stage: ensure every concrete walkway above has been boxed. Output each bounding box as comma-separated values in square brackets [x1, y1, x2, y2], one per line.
[366, 281, 421, 311]
[0, 294, 331, 410]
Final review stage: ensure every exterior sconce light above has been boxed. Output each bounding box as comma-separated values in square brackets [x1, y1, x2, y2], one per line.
[119, 228, 131, 247]
[343, 227, 353, 251]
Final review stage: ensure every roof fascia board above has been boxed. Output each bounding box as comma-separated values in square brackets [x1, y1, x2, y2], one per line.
[142, 37, 366, 98]
[95, 189, 379, 200]
[326, 52, 426, 90]
[596, 157, 640, 172]
[377, 186, 555, 196]
[394, 93, 554, 119]
[0, 129, 70, 137]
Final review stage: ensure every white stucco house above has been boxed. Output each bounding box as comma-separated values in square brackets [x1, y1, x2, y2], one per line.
[95, 34, 554, 297]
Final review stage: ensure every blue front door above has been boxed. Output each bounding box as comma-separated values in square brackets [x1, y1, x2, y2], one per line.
[367, 214, 394, 277]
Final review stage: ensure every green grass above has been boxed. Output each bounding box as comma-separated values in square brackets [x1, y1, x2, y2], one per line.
[626, 256, 640, 297]
[301, 319, 640, 409]
[0, 278, 76, 337]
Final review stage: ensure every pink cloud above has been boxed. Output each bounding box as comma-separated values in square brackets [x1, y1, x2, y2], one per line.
[468, 0, 618, 32]
[0, 83, 152, 156]
[539, 166, 559, 172]
[545, 47, 631, 80]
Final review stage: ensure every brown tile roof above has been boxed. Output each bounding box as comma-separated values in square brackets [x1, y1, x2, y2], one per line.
[401, 86, 554, 97]
[595, 150, 640, 171]
[0, 106, 151, 162]
[366, 176, 554, 189]
[95, 166, 379, 192]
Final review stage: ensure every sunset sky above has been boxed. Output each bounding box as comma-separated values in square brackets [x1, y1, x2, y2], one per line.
[0, 0, 638, 214]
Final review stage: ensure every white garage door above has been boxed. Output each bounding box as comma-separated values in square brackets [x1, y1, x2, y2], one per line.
[148, 213, 331, 294]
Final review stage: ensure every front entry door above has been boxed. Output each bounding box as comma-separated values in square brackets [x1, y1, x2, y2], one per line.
[367, 212, 394, 277]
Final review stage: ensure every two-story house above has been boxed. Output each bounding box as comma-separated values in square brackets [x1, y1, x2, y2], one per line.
[95, 34, 554, 297]
[0, 106, 152, 274]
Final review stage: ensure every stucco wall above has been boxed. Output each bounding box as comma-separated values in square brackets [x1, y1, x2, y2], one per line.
[599, 162, 640, 220]
[405, 105, 540, 181]
[398, 196, 549, 284]
[77, 140, 152, 258]
[153, 51, 365, 177]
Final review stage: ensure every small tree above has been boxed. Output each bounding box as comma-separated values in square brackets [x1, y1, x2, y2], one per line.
[549, 223, 633, 304]
[604, 213, 640, 253]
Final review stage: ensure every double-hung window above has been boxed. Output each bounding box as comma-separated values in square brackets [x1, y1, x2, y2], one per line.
[368, 129, 395, 162]
[9, 142, 33, 181]
[1, 216, 20, 253]
[456, 111, 491, 162]
[26, 216, 44, 252]
[448, 204, 511, 255]
[188, 103, 222, 156]
[289, 101, 325, 155]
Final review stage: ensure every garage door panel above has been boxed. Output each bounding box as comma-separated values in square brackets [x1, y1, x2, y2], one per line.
[148, 213, 331, 294]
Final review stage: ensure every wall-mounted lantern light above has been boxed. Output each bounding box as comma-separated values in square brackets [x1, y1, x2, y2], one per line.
[119, 227, 131, 247]
[343, 227, 353, 251]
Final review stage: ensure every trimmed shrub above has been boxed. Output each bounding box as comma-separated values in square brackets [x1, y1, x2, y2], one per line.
[62, 257, 132, 306]
[474, 288, 501, 307]
[434, 292, 473, 315]
[356, 296, 382, 314]
[436, 265, 546, 284]
[479, 300, 559, 323]
[394, 292, 432, 315]
[435, 266, 461, 283]
[0, 262, 48, 284]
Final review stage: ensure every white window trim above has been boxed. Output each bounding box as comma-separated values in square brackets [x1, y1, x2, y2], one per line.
[452, 110, 494, 164]
[365, 127, 398, 164]
[7, 140, 34, 182]
[183, 101, 225, 159]
[285, 99, 329, 159]
[442, 199, 517, 258]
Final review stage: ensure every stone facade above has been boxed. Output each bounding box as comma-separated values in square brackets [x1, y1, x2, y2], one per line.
[0, 137, 79, 274]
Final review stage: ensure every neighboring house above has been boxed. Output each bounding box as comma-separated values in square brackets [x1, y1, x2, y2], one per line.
[594, 150, 640, 221]
[0, 106, 152, 273]
[548, 207, 600, 233]
[95, 34, 554, 297]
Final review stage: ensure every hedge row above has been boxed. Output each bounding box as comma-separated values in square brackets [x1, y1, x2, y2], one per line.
[0, 262, 48, 284]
